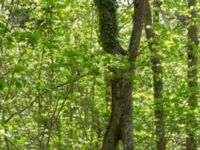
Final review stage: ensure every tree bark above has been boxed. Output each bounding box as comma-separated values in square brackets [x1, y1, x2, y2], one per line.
[102, 73, 133, 150]
[186, 0, 198, 149]
[94, 0, 145, 149]
[144, 1, 166, 150]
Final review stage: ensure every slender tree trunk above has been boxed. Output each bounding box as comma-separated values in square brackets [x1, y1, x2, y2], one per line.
[2, 106, 10, 150]
[94, 0, 145, 149]
[186, 0, 198, 149]
[144, 1, 166, 150]
[55, 117, 62, 150]
[105, 77, 111, 113]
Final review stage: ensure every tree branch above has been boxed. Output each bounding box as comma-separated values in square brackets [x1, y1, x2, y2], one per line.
[94, 0, 127, 55]
[3, 72, 91, 124]
[128, 0, 145, 62]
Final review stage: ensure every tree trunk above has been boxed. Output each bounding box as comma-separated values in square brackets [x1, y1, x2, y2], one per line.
[186, 0, 198, 149]
[94, 0, 145, 149]
[102, 70, 133, 150]
[144, 1, 166, 150]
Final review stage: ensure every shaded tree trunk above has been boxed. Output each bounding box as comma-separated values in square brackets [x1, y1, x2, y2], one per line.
[144, 1, 166, 150]
[94, 0, 145, 149]
[103, 72, 133, 150]
[186, 0, 198, 149]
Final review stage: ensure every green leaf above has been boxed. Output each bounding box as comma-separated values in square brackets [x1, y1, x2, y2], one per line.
[0, 76, 5, 90]
[13, 64, 25, 73]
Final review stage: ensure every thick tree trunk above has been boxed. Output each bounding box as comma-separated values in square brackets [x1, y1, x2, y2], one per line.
[186, 0, 198, 149]
[94, 0, 145, 149]
[144, 1, 166, 150]
[102, 71, 133, 150]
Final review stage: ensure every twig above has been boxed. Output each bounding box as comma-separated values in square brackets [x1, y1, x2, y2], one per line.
[4, 72, 91, 124]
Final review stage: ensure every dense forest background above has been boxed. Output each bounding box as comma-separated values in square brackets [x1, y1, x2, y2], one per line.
[0, 0, 199, 150]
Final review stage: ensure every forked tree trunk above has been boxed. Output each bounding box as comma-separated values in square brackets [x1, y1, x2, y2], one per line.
[144, 1, 166, 150]
[103, 71, 133, 149]
[186, 0, 198, 149]
[94, 0, 145, 149]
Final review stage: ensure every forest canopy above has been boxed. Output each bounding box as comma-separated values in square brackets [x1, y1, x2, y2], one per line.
[0, 0, 199, 150]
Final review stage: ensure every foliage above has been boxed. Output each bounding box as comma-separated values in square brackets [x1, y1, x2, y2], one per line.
[0, 0, 199, 149]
